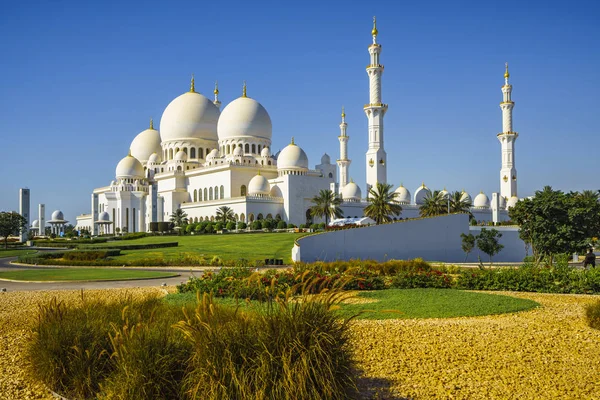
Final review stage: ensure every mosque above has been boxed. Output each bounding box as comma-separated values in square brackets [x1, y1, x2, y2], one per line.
[75, 19, 519, 235]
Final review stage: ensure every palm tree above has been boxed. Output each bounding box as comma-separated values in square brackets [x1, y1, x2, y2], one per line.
[449, 191, 472, 214]
[216, 206, 235, 224]
[419, 190, 446, 217]
[309, 189, 343, 226]
[364, 182, 402, 225]
[170, 208, 188, 227]
[579, 190, 600, 202]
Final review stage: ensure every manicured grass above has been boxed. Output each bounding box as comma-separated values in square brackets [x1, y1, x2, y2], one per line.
[0, 268, 179, 282]
[337, 289, 540, 319]
[0, 249, 37, 258]
[87, 233, 305, 264]
[165, 289, 540, 320]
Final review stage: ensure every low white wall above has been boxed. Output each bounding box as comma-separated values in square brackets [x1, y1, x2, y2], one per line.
[294, 214, 526, 263]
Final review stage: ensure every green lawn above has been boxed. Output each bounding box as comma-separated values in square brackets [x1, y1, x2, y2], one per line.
[0, 268, 179, 282]
[165, 289, 540, 320]
[87, 233, 305, 264]
[0, 249, 38, 258]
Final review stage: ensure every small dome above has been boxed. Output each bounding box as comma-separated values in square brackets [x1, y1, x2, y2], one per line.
[261, 146, 270, 157]
[277, 140, 309, 170]
[233, 146, 243, 156]
[31, 220, 39, 228]
[130, 125, 161, 163]
[473, 192, 490, 208]
[506, 196, 519, 209]
[499, 196, 507, 209]
[460, 191, 472, 204]
[342, 182, 362, 201]
[174, 150, 188, 161]
[148, 152, 161, 164]
[218, 96, 272, 141]
[51, 210, 64, 221]
[206, 148, 219, 160]
[160, 91, 220, 142]
[98, 211, 110, 222]
[270, 185, 283, 197]
[321, 153, 331, 164]
[414, 184, 431, 205]
[394, 184, 411, 204]
[440, 189, 449, 199]
[116, 154, 144, 179]
[248, 174, 270, 196]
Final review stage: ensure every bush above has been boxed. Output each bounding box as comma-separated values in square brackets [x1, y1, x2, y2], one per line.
[277, 220, 287, 229]
[62, 249, 121, 261]
[585, 300, 600, 330]
[288, 223, 296, 229]
[391, 269, 452, 289]
[237, 222, 247, 230]
[215, 222, 224, 231]
[226, 221, 236, 230]
[112, 232, 147, 241]
[251, 220, 262, 230]
[205, 224, 214, 234]
[261, 219, 273, 230]
[310, 223, 319, 230]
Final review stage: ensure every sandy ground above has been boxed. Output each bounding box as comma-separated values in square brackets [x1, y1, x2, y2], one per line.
[1, 288, 599, 399]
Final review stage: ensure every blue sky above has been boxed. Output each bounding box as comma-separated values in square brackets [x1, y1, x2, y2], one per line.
[1, 0, 599, 223]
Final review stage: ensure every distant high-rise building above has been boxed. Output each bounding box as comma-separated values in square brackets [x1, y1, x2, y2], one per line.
[19, 188, 30, 241]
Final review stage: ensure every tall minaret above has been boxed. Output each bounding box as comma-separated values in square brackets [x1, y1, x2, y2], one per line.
[213, 81, 221, 110]
[498, 62, 518, 199]
[365, 16, 388, 195]
[337, 106, 351, 192]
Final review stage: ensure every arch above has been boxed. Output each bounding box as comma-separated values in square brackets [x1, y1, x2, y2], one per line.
[257, 213, 264, 220]
[198, 189, 203, 202]
[169, 148, 174, 159]
[268, 161, 272, 165]
[210, 216, 214, 222]
[183, 147, 188, 154]
[199, 148, 203, 159]
[240, 213, 246, 222]
[275, 214, 281, 220]
[257, 144, 262, 153]
[175, 147, 180, 153]
[177, 166, 182, 171]
[161, 168, 164, 173]
[245, 143, 250, 154]
[252, 144, 256, 154]
[241, 185, 247, 196]
[206, 148, 210, 157]
[266, 213, 272, 219]
[209, 187, 213, 200]
[190, 148, 196, 158]
[220, 185, 224, 199]
[328, 172, 333, 178]
[226, 144, 231, 154]
[193, 189, 197, 202]
[200, 216, 204, 222]
[248, 213, 254, 222]
[194, 217, 198, 223]
[261, 160, 264, 165]
[214, 186, 218, 200]
[235, 213, 239, 221]
[204, 188, 207, 201]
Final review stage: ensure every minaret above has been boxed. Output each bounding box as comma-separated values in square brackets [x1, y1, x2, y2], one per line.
[364, 16, 388, 195]
[337, 106, 351, 191]
[497, 62, 518, 199]
[213, 81, 221, 110]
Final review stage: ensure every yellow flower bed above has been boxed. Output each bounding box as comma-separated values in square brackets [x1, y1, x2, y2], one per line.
[1, 289, 599, 399]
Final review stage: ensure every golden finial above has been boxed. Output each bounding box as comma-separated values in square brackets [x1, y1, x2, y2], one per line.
[257, 169, 261, 176]
[242, 81, 247, 97]
[214, 80, 219, 95]
[400, 182, 403, 187]
[341, 106, 345, 118]
[291, 136, 295, 145]
[190, 74, 195, 92]
[149, 118, 154, 130]
[350, 178, 355, 183]
[422, 181, 425, 188]
[372, 16, 378, 36]
[504, 62, 510, 79]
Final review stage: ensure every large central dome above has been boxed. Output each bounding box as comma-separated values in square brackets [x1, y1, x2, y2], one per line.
[218, 96, 272, 141]
[160, 91, 220, 142]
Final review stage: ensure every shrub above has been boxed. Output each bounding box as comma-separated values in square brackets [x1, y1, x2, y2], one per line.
[215, 222, 224, 231]
[585, 300, 600, 330]
[261, 219, 273, 230]
[391, 269, 452, 289]
[112, 232, 147, 241]
[251, 220, 262, 230]
[205, 224, 214, 234]
[62, 249, 121, 261]
[277, 220, 287, 229]
[288, 223, 296, 229]
[310, 223, 319, 230]
[226, 221, 236, 231]
[194, 224, 204, 233]
[237, 222, 247, 230]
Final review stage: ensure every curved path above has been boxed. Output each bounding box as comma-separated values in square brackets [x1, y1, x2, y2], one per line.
[0, 254, 203, 292]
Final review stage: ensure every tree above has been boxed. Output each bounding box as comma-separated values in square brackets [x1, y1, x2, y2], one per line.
[476, 228, 504, 264]
[364, 182, 402, 225]
[309, 189, 343, 226]
[170, 208, 188, 227]
[419, 190, 446, 217]
[215, 206, 235, 224]
[460, 233, 476, 262]
[0, 211, 28, 249]
[449, 191, 473, 216]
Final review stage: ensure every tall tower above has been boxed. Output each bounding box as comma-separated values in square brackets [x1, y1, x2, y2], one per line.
[365, 17, 388, 195]
[39, 204, 45, 237]
[497, 63, 518, 199]
[213, 81, 221, 110]
[19, 188, 30, 241]
[337, 106, 351, 192]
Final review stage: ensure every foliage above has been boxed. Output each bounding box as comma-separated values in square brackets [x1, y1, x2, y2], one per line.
[226, 221, 236, 230]
[509, 186, 600, 263]
[112, 232, 148, 241]
[476, 228, 504, 264]
[460, 233, 476, 262]
[363, 182, 402, 224]
[277, 220, 287, 229]
[449, 190, 473, 215]
[237, 222, 247, 230]
[391, 269, 452, 289]
[215, 206, 235, 224]
[169, 208, 189, 228]
[585, 300, 600, 330]
[0, 211, 28, 249]
[419, 190, 447, 217]
[309, 189, 343, 226]
[251, 220, 262, 230]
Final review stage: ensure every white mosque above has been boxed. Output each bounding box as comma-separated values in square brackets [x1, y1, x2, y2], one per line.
[76, 18, 519, 235]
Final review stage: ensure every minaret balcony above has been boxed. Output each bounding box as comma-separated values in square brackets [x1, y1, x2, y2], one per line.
[366, 64, 384, 69]
[497, 131, 518, 137]
[363, 103, 387, 108]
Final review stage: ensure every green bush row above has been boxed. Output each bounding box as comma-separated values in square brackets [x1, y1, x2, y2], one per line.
[79, 242, 179, 251]
[29, 291, 356, 400]
[111, 232, 148, 241]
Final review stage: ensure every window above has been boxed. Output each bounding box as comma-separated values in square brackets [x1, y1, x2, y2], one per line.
[193, 189, 197, 202]
[249, 213, 254, 222]
[241, 185, 247, 196]
[199, 148, 203, 159]
[240, 213, 246, 222]
[177, 166, 182, 171]
[245, 144, 249, 153]
[190, 148, 196, 158]
[266, 213, 272, 219]
[209, 187, 213, 200]
[169, 149, 173, 159]
[329, 172, 333, 178]
[183, 147, 188, 154]
[227, 145, 231, 154]
[206, 148, 210, 157]
[252, 144, 256, 154]
[204, 188, 207, 201]
[257, 213, 263, 220]
[220, 185, 224, 199]
[214, 186, 218, 199]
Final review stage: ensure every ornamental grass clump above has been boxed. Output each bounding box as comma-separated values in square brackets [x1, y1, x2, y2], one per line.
[585, 300, 600, 330]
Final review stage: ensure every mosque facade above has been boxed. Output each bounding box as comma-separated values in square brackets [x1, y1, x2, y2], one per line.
[76, 19, 518, 234]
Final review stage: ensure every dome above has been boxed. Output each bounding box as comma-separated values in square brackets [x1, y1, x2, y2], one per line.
[160, 91, 220, 142]
[98, 211, 110, 222]
[206, 148, 219, 160]
[277, 140, 309, 170]
[51, 210, 64, 221]
[342, 182, 362, 201]
[31, 220, 39, 228]
[217, 96, 272, 141]
[414, 183, 431, 205]
[440, 189, 449, 199]
[233, 146, 243, 156]
[174, 150, 188, 161]
[506, 196, 519, 209]
[394, 184, 411, 204]
[116, 154, 144, 179]
[248, 173, 270, 196]
[473, 192, 490, 208]
[261, 146, 270, 157]
[148, 152, 161, 164]
[321, 153, 331, 164]
[460, 191, 472, 205]
[499, 196, 507, 209]
[270, 185, 283, 197]
[130, 124, 161, 163]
